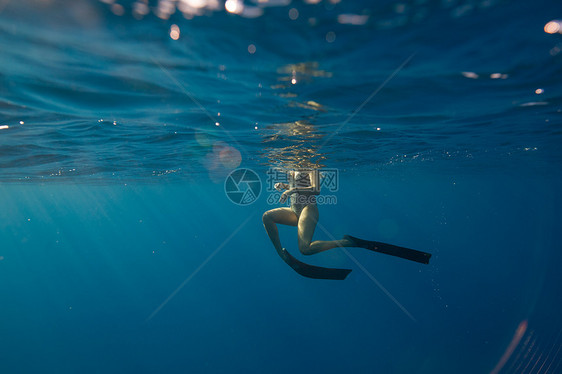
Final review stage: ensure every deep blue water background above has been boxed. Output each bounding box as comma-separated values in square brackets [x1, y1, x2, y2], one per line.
[1, 0, 562, 373]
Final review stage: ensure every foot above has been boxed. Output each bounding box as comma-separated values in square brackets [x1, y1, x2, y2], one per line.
[342, 235, 357, 247]
[343, 235, 377, 250]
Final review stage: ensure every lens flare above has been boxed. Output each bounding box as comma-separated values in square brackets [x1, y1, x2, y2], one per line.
[225, 0, 243, 14]
[219, 146, 242, 169]
[544, 20, 561, 34]
[169, 24, 180, 40]
[289, 8, 299, 20]
[490, 320, 528, 374]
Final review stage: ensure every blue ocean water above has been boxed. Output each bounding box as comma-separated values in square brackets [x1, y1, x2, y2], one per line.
[1, 0, 562, 373]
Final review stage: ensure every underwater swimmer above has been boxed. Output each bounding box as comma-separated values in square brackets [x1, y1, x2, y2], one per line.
[262, 169, 431, 280]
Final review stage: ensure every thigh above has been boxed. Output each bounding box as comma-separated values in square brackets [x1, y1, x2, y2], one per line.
[264, 207, 298, 226]
[297, 204, 319, 245]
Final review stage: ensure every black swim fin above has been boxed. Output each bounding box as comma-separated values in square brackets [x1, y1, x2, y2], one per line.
[344, 235, 431, 264]
[276, 247, 352, 280]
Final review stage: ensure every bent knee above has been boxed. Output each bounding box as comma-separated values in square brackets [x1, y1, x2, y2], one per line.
[298, 243, 314, 256]
[262, 211, 273, 224]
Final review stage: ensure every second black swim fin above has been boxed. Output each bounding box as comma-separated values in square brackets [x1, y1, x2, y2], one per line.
[344, 235, 432, 264]
[276, 247, 352, 280]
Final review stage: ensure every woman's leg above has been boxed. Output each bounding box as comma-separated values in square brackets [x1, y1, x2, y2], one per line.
[298, 204, 353, 255]
[262, 208, 298, 252]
